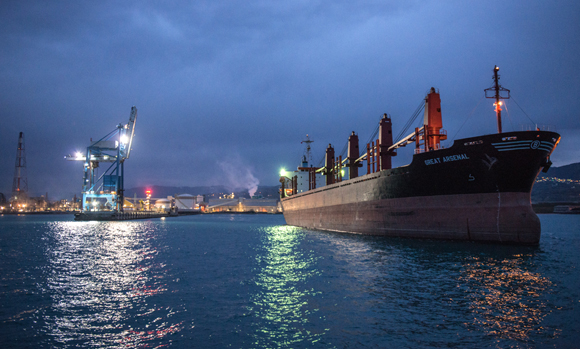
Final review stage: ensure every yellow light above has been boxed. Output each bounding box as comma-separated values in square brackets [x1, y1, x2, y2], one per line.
[499, 101, 503, 106]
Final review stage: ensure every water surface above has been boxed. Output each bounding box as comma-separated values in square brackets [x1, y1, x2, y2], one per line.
[1, 213, 578, 347]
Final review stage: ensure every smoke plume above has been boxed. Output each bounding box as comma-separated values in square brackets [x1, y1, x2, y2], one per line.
[217, 154, 260, 197]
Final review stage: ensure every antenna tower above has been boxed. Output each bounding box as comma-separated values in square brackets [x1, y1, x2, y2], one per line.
[12, 132, 28, 201]
[301, 134, 314, 163]
[484, 65, 511, 133]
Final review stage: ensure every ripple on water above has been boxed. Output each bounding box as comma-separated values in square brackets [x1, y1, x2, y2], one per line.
[37, 220, 186, 348]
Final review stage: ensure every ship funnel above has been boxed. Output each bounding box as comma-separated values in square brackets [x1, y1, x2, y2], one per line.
[379, 113, 395, 170]
[348, 132, 359, 179]
[325, 144, 335, 185]
[423, 88, 447, 151]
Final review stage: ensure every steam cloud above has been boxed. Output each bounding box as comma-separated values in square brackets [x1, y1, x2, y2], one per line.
[217, 154, 260, 197]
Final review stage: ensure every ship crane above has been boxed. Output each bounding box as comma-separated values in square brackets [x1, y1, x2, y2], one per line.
[65, 106, 137, 212]
[322, 88, 446, 177]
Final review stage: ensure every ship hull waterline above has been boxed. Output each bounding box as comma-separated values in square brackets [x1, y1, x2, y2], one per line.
[280, 131, 560, 245]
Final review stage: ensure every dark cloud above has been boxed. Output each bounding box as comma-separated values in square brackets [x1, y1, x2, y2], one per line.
[1, 0, 579, 199]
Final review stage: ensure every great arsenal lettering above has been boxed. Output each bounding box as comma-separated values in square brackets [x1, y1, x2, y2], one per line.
[424, 153, 469, 165]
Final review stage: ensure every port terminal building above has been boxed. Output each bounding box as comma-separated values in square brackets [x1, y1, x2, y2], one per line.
[205, 197, 280, 213]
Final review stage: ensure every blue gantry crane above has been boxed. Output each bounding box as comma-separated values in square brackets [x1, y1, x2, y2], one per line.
[66, 106, 137, 212]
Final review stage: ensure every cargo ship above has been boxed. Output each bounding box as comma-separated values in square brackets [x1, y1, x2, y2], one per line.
[279, 67, 560, 244]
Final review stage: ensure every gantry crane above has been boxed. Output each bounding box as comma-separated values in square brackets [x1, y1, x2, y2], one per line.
[66, 106, 137, 212]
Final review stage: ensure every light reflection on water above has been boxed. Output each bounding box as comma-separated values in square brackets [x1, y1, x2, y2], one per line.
[310, 233, 561, 347]
[39, 221, 183, 347]
[249, 224, 327, 347]
[459, 253, 554, 342]
[1, 214, 577, 347]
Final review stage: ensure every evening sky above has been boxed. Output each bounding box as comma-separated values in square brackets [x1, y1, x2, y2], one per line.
[1, 0, 579, 199]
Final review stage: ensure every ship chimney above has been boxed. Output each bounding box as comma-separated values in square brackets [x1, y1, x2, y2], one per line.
[325, 144, 335, 185]
[348, 132, 359, 179]
[379, 113, 396, 170]
[423, 87, 447, 151]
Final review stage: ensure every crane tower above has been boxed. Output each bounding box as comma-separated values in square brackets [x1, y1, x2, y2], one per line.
[66, 106, 137, 212]
[11, 132, 28, 206]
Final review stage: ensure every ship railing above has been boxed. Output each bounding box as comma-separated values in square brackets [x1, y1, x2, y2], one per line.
[414, 143, 445, 154]
[519, 124, 557, 132]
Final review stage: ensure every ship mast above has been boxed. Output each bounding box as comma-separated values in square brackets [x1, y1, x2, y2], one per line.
[484, 65, 510, 133]
[301, 134, 314, 164]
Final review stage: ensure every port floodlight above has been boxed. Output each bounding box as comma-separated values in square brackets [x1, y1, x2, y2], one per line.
[120, 135, 129, 144]
[280, 169, 287, 177]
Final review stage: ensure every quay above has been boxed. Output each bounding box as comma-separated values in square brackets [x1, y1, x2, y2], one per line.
[74, 211, 174, 221]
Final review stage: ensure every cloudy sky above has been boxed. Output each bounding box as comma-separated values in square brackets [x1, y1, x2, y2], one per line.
[1, 0, 579, 199]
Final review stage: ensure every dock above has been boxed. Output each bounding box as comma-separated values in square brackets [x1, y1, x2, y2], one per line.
[74, 211, 171, 221]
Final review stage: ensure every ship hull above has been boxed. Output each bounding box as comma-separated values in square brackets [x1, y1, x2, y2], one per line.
[281, 131, 560, 244]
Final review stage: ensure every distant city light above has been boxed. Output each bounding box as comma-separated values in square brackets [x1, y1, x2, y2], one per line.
[536, 176, 580, 184]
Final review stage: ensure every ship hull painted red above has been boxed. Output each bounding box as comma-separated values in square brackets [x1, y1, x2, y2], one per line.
[281, 131, 560, 244]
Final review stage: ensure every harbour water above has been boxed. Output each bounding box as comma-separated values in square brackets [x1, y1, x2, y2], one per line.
[1, 213, 578, 348]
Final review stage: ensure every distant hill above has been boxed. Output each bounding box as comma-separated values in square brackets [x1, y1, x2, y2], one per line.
[538, 162, 580, 180]
[124, 185, 280, 199]
[533, 162, 580, 204]
[82, 162, 580, 204]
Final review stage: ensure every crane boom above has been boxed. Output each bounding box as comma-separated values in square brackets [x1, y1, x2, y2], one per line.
[124, 106, 137, 159]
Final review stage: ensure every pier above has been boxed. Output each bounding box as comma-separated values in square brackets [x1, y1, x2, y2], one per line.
[74, 210, 173, 221]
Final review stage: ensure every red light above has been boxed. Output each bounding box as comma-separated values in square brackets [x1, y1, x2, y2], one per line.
[145, 190, 151, 195]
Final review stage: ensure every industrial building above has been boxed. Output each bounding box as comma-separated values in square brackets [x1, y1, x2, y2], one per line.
[205, 197, 280, 213]
[153, 194, 204, 213]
